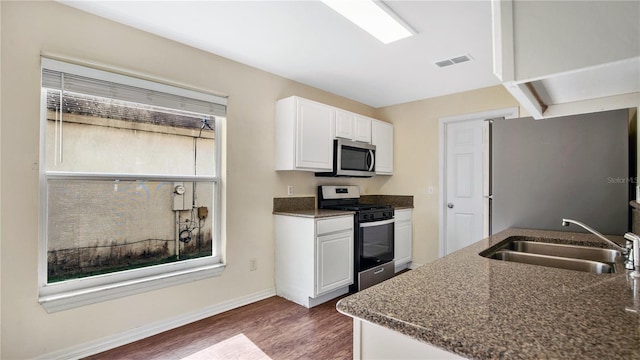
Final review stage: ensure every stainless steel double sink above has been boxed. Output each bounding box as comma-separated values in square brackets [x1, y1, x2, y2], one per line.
[480, 238, 622, 274]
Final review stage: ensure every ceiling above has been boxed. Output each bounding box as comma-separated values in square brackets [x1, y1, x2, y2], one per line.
[59, 0, 501, 108]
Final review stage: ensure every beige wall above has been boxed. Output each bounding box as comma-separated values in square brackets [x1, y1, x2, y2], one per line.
[0, 1, 522, 358]
[0, 2, 381, 358]
[373, 86, 520, 265]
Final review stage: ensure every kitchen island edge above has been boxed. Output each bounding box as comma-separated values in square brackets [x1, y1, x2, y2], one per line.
[337, 228, 640, 359]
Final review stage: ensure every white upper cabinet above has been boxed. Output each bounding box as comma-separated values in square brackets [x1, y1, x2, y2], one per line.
[511, 1, 638, 81]
[372, 119, 393, 175]
[335, 109, 354, 140]
[353, 115, 372, 143]
[275, 96, 334, 172]
[335, 110, 372, 143]
[276, 96, 392, 175]
[493, 0, 639, 119]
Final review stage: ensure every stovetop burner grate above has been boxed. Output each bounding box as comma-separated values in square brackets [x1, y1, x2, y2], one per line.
[317, 185, 393, 214]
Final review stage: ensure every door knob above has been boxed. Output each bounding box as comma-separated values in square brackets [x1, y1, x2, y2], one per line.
[447, 203, 454, 209]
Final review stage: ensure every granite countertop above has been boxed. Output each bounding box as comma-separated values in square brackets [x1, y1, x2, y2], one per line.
[272, 208, 355, 218]
[337, 228, 640, 359]
[272, 196, 354, 218]
[273, 194, 413, 218]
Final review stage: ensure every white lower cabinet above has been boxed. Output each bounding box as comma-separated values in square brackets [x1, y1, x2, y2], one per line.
[394, 209, 413, 273]
[275, 215, 354, 308]
[317, 229, 354, 294]
[353, 318, 464, 359]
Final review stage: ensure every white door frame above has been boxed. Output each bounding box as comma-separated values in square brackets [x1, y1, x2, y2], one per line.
[438, 107, 519, 257]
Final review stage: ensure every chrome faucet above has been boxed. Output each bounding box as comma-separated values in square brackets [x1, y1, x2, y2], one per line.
[561, 218, 626, 251]
[624, 232, 640, 278]
[561, 218, 639, 275]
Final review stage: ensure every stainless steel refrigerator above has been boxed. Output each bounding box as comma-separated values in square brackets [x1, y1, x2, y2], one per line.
[489, 109, 629, 236]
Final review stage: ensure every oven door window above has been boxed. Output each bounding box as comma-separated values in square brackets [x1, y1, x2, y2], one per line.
[359, 221, 394, 270]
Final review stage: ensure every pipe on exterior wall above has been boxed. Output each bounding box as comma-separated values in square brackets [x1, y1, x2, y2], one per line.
[175, 212, 180, 259]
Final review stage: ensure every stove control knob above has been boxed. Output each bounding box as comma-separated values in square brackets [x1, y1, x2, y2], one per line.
[363, 214, 369, 220]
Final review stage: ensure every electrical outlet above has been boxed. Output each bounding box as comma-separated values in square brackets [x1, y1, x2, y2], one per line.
[287, 185, 294, 196]
[249, 258, 257, 271]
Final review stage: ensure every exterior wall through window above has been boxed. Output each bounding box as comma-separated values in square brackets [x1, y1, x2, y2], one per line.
[39, 58, 227, 312]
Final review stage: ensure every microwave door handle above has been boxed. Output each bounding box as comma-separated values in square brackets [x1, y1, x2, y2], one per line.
[368, 150, 375, 171]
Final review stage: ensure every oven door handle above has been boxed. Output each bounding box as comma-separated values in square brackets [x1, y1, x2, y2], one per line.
[359, 218, 395, 228]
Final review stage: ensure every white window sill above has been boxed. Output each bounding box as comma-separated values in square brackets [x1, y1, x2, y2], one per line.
[39, 263, 226, 313]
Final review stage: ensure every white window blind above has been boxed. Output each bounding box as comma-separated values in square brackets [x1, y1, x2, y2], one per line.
[41, 58, 227, 117]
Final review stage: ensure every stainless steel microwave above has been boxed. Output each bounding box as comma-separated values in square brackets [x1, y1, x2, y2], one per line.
[316, 139, 376, 177]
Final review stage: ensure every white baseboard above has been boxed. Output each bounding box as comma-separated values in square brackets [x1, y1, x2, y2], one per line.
[35, 287, 277, 360]
[408, 262, 423, 270]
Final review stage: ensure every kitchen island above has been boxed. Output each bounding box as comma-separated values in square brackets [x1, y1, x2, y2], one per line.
[337, 228, 640, 359]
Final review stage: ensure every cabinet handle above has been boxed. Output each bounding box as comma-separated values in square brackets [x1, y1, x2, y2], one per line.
[360, 219, 395, 228]
[367, 149, 375, 171]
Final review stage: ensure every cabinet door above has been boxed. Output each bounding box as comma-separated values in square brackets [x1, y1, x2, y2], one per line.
[394, 221, 412, 266]
[372, 120, 393, 174]
[394, 209, 412, 270]
[354, 115, 372, 143]
[296, 98, 334, 170]
[335, 109, 354, 140]
[316, 230, 354, 295]
[336, 111, 372, 143]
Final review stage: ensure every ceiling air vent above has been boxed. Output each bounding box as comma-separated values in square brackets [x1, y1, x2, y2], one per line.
[435, 59, 454, 67]
[435, 54, 473, 68]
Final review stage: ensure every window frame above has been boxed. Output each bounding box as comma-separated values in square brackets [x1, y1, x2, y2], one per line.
[38, 58, 226, 313]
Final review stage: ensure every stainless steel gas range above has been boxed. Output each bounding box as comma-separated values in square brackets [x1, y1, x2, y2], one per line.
[318, 185, 395, 291]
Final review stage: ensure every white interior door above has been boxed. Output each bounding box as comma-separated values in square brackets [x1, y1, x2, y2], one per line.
[444, 120, 484, 254]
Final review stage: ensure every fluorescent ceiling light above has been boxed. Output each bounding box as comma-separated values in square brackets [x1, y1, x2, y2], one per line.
[322, 0, 416, 44]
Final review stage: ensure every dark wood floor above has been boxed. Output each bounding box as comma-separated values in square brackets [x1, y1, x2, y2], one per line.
[84, 295, 352, 360]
